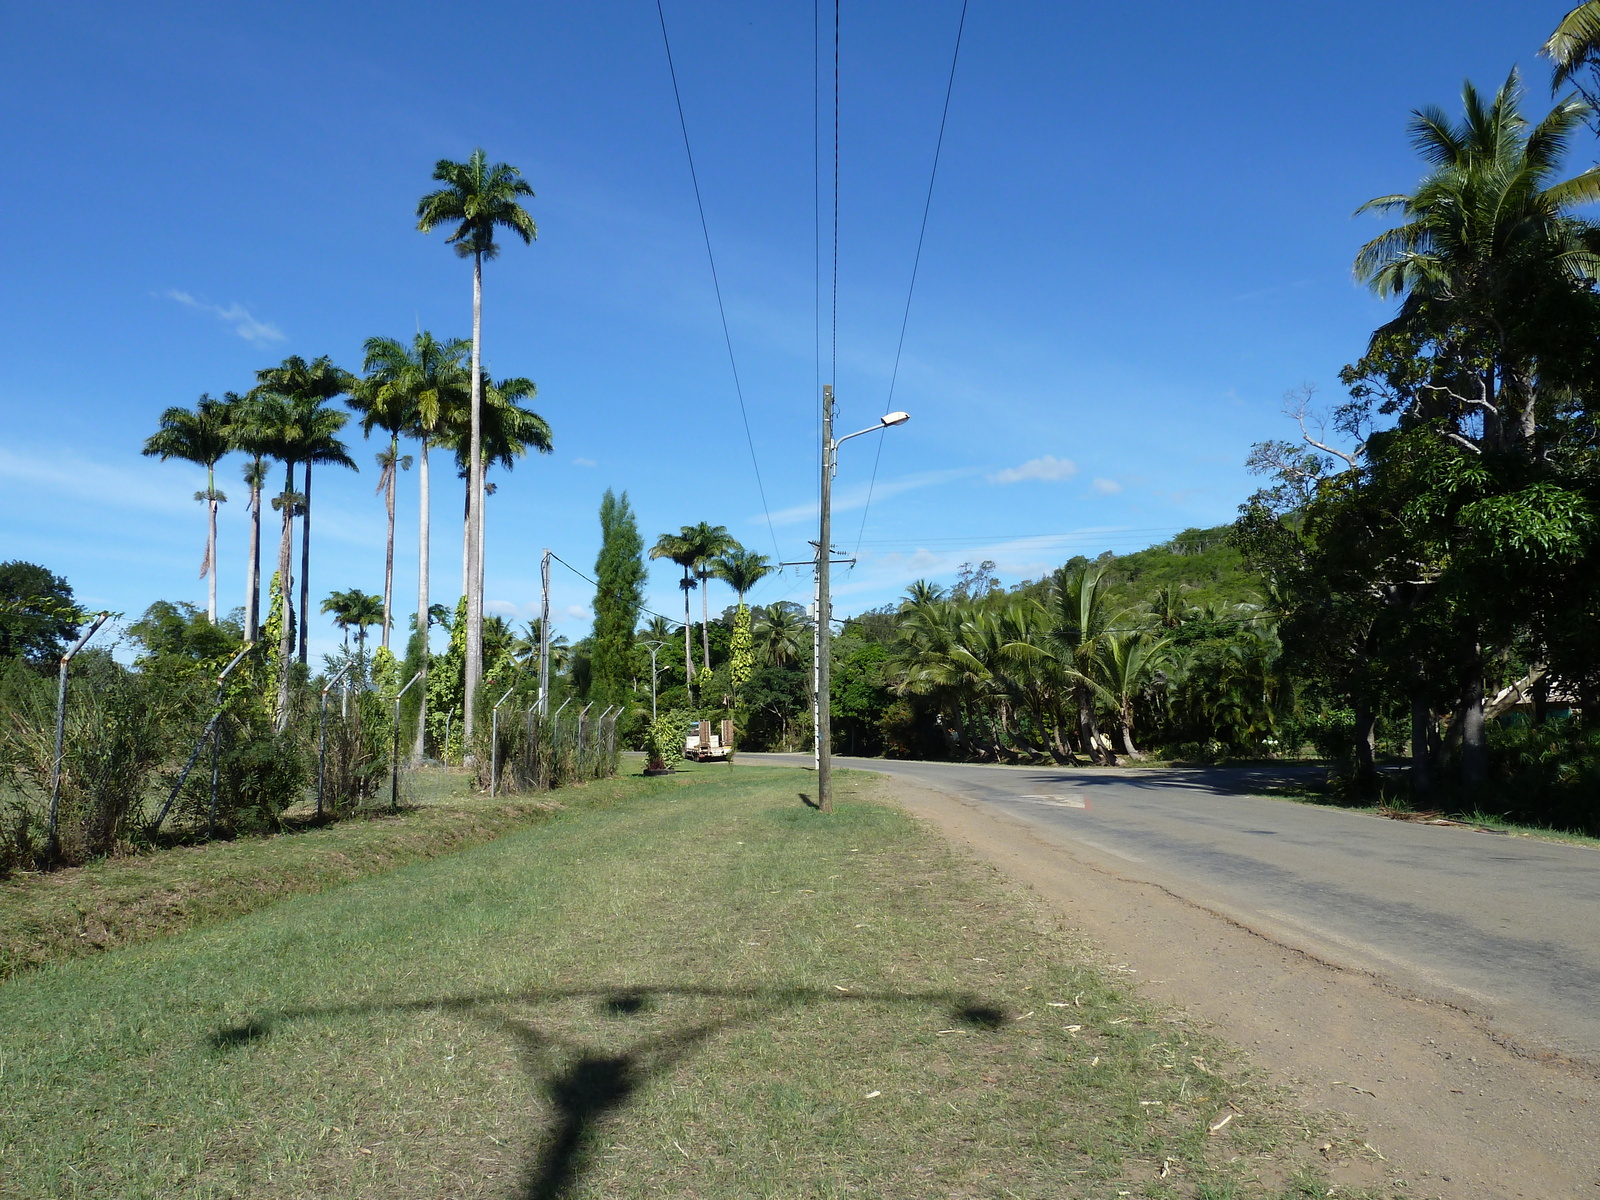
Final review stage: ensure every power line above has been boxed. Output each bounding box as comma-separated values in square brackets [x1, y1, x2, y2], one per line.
[547, 552, 682, 630]
[831, 0, 840, 393]
[855, 0, 969, 555]
[814, 0, 822, 441]
[654, 0, 783, 562]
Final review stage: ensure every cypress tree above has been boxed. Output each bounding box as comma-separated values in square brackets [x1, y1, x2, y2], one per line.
[591, 489, 645, 709]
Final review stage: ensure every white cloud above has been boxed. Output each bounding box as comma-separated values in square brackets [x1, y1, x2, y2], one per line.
[1091, 478, 1123, 494]
[988, 455, 1078, 485]
[572, 457, 598, 468]
[565, 604, 590, 620]
[164, 289, 285, 343]
[0, 445, 200, 516]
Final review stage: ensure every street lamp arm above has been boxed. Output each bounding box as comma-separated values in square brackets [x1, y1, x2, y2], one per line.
[833, 411, 911, 449]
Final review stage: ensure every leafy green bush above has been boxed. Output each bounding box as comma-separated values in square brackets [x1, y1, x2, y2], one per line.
[646, 709, 688, 770]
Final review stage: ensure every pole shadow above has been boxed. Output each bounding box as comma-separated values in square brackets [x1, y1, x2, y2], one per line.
[207, 983, 1013, 1199]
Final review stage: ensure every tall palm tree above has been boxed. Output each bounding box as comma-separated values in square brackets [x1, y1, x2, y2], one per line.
[321, 589, 356, 651]
[348, 341, 421, 650]
[234, 390, 305, 728]
[142, 394, 232, 623]
[649, 531, 701, 686]
[344, 589, 385, 656]
[680, 523, 736, 673]
[417, 148, 537, 743]
[228, 391, 274, 642]
[713, 547, 774, 607]
[254, 355, 356, 664]
[358, 332, 472, 756]
[1353, 73, 1600, 452]
[458, 374, 551, 611]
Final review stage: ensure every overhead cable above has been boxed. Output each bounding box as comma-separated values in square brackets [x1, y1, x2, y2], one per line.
[654, 0, 783, 561]
[854, 0, 970, 554]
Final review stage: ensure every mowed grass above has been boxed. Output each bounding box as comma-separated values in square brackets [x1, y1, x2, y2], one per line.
[0, 769, 557, 980]
[0, 764, 1351, 1200]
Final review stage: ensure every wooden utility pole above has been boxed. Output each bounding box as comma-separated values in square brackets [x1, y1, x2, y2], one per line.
[817, 385, 834, 813]
[538, 548, 551, 716]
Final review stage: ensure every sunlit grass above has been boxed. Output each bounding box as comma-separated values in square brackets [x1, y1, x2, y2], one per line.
[0, 763, 1358, 1198]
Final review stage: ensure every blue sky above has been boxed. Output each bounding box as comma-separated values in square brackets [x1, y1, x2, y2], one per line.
[0, 1, 1576, 660]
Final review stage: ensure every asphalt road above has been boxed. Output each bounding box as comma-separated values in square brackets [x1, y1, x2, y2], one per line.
[745, 753, 1600, 1062]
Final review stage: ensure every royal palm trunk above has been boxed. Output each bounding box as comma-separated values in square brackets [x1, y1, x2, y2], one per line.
[205, 463, 218, 624]
[274, 463, 296, 732]
[245, 460, 262, 642]
[381, 433, 397, 650]
[414, 437, 431, 760]
[463, 251, 484, 745]
[298, 461, 312, 665]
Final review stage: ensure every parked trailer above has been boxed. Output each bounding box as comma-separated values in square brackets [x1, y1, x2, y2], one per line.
[684, 719, 736, 762]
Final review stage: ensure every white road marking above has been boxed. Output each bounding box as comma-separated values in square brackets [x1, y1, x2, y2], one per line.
[1018, 793, 1088, 809]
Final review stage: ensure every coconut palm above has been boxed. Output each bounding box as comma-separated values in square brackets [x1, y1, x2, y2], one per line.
[649, 531, 701, 686]
[1100, 632, 1170, 757]
[752, 603, 810, 670]
[638, 615, 677, 644]
[1047, 563, 1123, 765]
[142, 394, 232, 623]
[1545, 4, 1600, 103]
[417, 148, 537, 743]
[1353, 72, 1600, 452]
[254, 355, 356, 664]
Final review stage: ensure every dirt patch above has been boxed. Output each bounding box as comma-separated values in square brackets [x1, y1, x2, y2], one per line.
[879, 774, 1600, 1200]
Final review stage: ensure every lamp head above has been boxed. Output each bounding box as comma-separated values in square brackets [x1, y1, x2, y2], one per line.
[881, 411, 911, 427]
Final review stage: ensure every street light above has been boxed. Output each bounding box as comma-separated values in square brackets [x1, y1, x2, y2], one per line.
[641, 639, 667, 722]
[815, 388, 910, 813]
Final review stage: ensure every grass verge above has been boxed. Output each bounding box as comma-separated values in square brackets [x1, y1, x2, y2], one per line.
[0, 763, 1378, 1199]
[0, 768, 560, 980]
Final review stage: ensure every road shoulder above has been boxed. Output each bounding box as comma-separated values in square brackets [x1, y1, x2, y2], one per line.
[876, 771, 1600, 1200]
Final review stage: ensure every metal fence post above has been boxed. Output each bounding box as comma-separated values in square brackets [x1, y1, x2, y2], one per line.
[46, 612, 111, 864]
[391, 671, 425, 814]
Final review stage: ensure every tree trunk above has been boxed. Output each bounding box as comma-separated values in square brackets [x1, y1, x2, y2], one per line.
[414, 437, 431, 760]
[1118, 701, 1140, 758]
[1077, 686, 1103, 765]
[701, 573, 712, 673]
[245, 461, 261, 642]
[477, 466, 488, 633]
[381, 434, 397, 650]
[205, 463, 218, 624]
[298, 460, 312, 665]
[683, 571, 695, 686]
[1409, 697, 1433, 796]
[464, 250, 484, 745]
[1461, 663, 1487, 790]
[1352, 697, 1377, 792]
[462, 480, 472, 600]
[274, 463, 296, 733]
